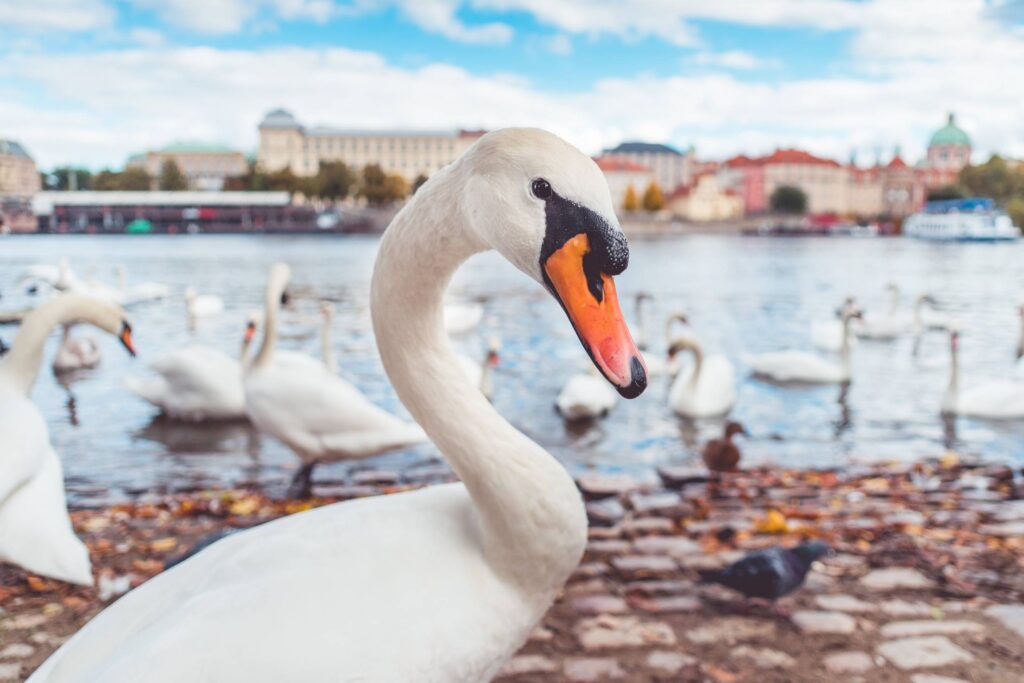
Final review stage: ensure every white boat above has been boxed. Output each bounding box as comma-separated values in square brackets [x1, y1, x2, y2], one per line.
[904, 198, 1019, 242]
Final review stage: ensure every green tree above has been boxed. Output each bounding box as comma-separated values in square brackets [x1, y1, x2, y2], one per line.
[412, 174, 429, 194]
[119, 167, 152, 190]
[927, 185, 967, 201]
[770, 185, 808, 214]
[641, 181, 664, 212]
[311, 161, 355, 200]
[1007, 198, 1024, 233]
[92, 169, 121, 191]
[359, 164, 408, 206]
[45, 167, 93, 191]
[158, 159, 188, 191]
[622, 183, 639, 212]
[958, 155, 1023, 202]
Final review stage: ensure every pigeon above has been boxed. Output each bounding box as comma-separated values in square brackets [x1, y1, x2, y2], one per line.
[698, 540, 829, 600]
[702, 421, 747, 473]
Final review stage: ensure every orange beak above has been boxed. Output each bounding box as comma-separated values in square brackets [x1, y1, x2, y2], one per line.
[244, 322, 256, 344]
[119, 323, 136, 357]
[544, 234, 647, 397]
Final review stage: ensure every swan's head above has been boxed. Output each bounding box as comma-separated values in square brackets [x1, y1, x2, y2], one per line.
[184, 287, 197, 302]
[267, 262, 291, 304]
[243, 311, 260, 344]
[459, 128, 646, 398]
[64, 294, 136, 356]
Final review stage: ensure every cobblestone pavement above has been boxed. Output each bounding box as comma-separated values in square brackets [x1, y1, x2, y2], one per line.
[2, 456, 1024, 681]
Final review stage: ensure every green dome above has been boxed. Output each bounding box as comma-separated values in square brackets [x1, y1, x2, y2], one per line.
[929, 113, 970, 147]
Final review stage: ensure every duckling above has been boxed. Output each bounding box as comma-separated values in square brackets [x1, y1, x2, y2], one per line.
[702, 421, 747, 473]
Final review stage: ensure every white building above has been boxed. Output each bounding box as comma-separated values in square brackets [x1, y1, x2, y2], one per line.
[601, 141, 694, 193]
[257, 109, 485, 181]
[594, 156, 656, 214]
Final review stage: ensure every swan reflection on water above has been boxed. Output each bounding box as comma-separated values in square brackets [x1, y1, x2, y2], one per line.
[133, 415, 262, 457]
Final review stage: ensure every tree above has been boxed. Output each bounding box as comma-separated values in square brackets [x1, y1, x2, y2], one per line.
[641, 181, 664, 212]
[119, 167, 152, 190]
[412, 174, 429, 194]
[770, 185, 808, 214]
[44, 167, 92, 191]
[927, 185, 967, 201]
[622, 183, 639, 212]
[359, 164, 408, 206]
[959, 155, 1024, 203]
[158, 160, 187, 191]
[1008, 198, 1024, 234]
[311, 161, 355, 201]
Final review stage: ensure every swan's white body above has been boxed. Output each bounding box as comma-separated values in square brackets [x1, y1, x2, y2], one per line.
[443, 301, 483, 335]
[943, 331, 1024, 419]
[243, 264, 426, 468]
[185, 289, 223, 319]
[668, 335, 736, 418]
[31, 129, 629, 682]
[52, 326, 101, 373]
[0, 294, 132, 586]
[811, 318, 857, 352]
[115, 266, 169, 306]
[748, 310, 859, 384]
[856, 285, 912, 340]
[125, 347, 247, 422]
[556, 370, 617, 419]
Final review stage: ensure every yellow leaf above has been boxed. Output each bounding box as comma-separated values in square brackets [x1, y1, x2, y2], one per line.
[754, 509, 789, 534]
[150, 537, 178, 553]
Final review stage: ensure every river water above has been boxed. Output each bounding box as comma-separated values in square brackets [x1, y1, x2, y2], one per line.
[2, 234, 1022, 505]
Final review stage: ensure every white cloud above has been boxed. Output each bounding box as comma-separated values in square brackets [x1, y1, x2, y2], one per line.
[689, 50, 779, 70]
[0, 0, 115, 32]
[128, 28, 166, 47]
[129, 0, 337, 34]
[546, 33, 573, 55]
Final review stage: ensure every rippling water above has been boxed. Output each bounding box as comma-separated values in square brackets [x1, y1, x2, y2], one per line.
[2, 234, 1023, 506]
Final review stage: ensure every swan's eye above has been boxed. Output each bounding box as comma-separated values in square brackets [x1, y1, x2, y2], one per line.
[531, 178, 552, 200]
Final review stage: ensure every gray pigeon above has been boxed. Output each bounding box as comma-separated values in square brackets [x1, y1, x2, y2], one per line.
[698, 541, 829, 600]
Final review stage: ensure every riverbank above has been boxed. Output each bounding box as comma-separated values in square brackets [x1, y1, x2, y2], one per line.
[2, 454, 1024, 681]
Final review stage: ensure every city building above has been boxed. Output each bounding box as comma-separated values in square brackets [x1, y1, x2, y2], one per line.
[920, 112, 971, 189]
[257, 109, 485, 180]
[32, 191, 316, 234]
[593, 156, 656, 213]
[666, 173, 744, 222]
[723, 149, 851, 214]
[127, 143, 248, 191]
[601, 141, 694, 192]
[0, 139, 42, 197]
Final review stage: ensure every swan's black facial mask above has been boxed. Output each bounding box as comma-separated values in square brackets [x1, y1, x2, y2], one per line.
[538, 190, 647, 399]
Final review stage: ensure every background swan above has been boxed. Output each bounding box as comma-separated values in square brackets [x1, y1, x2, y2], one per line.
[52, 324, 101, 373]
[29, 128, 647, 682]
[942, 328, 1024, 419]
[747, 306, 862, 383]
[456, 338, 500, 400]
[811, 297, 858, 352]
[0, 293, 135, 586]
[1014, 304, 1024, 380]
[114, 265, 169, 306]
[856, 283, 911, 340]
[185, 287, 223, 321]
[667, 332, 736, 418]
[124, 313, 256, 422]
[556, 366, 617, 420]
[244, 262, 427, 497]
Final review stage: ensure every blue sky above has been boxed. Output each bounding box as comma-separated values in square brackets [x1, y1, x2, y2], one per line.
[1, 0, 1022, 169]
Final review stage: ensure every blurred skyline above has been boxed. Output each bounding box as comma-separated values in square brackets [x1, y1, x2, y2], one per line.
[2, 0, 1023, 169]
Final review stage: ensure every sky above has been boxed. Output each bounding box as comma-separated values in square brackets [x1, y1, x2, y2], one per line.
[1, 0, 1023, 170]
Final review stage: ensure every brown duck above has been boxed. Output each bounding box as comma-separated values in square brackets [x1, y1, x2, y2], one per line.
[702, 421, 747, 473]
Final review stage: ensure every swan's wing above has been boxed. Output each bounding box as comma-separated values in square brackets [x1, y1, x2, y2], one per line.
[132, 348, 244, 419]
[0, 449, 91, 586]
[959, 381, 1024, 419]
[0, 395, 49, 505]
[30, 485, 529, 683]
[245, 361, 423, 457]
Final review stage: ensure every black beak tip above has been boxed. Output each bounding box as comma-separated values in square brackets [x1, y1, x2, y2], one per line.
[616, 356, 647, 399]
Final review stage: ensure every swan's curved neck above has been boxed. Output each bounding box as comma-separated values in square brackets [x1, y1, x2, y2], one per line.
[2, 297, 94, 394]
[945, 336, 960, 409]
[840, 314, 854, 369]
[670, 337, 703, 387]
[370, 171, 587, 592]
[253, 289, 281, 369]
[320, 314, 336, 372]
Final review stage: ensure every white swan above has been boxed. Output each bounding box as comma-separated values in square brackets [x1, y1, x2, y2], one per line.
[456, 338, 501, 400]
[29, 128, 648, 682]
[0, 293, 135, 585]
[811, 298, 857, 352]
[114, 265, 169, 306]
[856, 283, 911, 340]
[317, 301, 338, 373]
[942, 328, 1024, 419]
[443, 300, 483, 335]
[667, 333, 737, 418]
[185, 287, 223, 321]
[124, 314, 257, 422]
[244, 262, 428, 497]
[556, 366, 617, 420]
[52, 324, 101, 373]
[747, 306, 862, 384]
